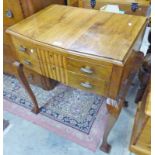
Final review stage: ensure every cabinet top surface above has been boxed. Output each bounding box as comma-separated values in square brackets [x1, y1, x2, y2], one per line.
[7, 5, 146, 64]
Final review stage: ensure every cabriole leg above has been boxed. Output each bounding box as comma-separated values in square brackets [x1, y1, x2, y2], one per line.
[100, 98, 123, 153]
[13, 61, 40, 114]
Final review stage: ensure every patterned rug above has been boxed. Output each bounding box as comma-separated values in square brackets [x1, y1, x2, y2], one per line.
[3, 74, 106, 134]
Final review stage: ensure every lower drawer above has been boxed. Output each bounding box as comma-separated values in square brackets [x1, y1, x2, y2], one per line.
[20, 58, 42, 75]
[68, 71, 108, 96]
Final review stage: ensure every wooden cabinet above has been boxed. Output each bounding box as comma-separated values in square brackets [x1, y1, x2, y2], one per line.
[67, 0, 150, 16]
[130, 82, 151, 155]
[6, 5, 148, 151]
[3, 0, 65, 89]
[6, 5, 147, 99]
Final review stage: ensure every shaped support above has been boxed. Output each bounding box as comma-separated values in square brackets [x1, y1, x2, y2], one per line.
[13, 61, 40, 114]
[100, 98, 123, 153]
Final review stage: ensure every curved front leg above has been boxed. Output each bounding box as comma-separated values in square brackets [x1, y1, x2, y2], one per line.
[13, 61, 40, 114]
[100, 98, 123, 153]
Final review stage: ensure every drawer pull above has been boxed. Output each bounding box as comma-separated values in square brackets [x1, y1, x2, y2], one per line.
[80, 82, 93, 89]
[23, 60, 32, 66]
[90, 0, 96, 8]
[80, 66, 93, 74]
[131, 3, 139, 12]
[5, 9, 13, 18]
[19, 46, 26, 52]
[30, 49, 35, 53]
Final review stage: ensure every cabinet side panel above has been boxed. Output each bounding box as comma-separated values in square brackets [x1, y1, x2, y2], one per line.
[108, 65, 123, 99]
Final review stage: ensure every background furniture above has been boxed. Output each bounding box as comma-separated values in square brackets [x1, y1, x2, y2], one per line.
[4, 0, 65, 89]
[67, 0, 150, 16]
[135, 53, 151, 103]
[130, 81, 151, 155]
[6, 5, 147, 153]
[67, 0, 79, 6]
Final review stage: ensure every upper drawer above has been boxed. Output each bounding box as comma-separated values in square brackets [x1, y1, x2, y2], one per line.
[67, 58, 112, 81]
[68, 71, 109, 96]
[3, 0, 23, 26]
[11, 37, 38, 61]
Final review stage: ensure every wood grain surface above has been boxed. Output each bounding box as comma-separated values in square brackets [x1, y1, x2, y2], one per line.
[6, 5, 147, 64]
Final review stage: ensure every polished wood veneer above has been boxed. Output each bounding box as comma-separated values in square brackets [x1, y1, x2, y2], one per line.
[7, 5, 146, 63]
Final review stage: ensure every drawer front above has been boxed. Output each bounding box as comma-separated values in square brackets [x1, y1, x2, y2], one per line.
[68, 71, 108, 96]
[79, 0, 149, 16]
[11, 37, 38, 61]
[20, 58, 42, 75]
[67, 58, 112, 81]
[37, 47, 112, 81]
[38, 62, 109, 96]
[11, 37, 112, 82]
[3, 0, 24, 26]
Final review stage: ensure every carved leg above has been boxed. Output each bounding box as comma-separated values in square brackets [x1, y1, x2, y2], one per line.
[13, 61, 40, 114]
[100, 98, 123, 153]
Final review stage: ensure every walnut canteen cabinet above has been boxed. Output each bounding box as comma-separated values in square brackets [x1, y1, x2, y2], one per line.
[3, 0, 65, 89]
[6, 5, 147, 153]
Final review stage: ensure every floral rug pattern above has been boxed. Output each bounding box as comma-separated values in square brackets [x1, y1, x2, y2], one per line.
[3, 74, 105, 134]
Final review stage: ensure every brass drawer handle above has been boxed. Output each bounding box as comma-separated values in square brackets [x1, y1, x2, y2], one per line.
[80, 66, 93, 74]
[5, 9, 13, 18]
[19, 46, 26, 52]
[23, 60, 32, 66]
[30, 49, 35, 53]
[80, 82, 93, 89]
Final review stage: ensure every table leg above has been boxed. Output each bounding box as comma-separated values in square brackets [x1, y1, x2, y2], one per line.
[13, 61, 40, 114]
[100, 98, 123, 153]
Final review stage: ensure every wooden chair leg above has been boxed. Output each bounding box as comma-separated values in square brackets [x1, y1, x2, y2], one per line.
[100, 99, 123, 153]
[13, 61, 40, 114]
